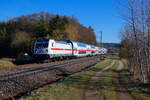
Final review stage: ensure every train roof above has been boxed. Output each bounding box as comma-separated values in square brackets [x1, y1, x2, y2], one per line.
[67, 40, 107, 49]
[90, 45, 96, 48]
[67, 40, 88, 47]
[55, 41, 67, 44]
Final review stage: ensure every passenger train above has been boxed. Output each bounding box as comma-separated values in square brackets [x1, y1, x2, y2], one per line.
[33, 39, 107, 60]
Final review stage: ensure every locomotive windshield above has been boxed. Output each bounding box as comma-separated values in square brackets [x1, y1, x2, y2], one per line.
[35, 43, 48, 49]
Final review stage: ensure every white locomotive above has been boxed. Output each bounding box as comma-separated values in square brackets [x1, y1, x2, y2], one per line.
[34, 39, 107, 60]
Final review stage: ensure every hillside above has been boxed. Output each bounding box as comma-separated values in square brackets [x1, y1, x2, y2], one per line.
[102, 43, 120, 49]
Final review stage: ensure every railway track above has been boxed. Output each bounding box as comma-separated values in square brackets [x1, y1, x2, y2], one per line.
[0, 56, 100, 99]
[0, 57, 95, 80]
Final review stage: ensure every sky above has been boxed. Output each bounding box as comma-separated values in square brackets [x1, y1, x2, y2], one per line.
[0, 0, 123, 43]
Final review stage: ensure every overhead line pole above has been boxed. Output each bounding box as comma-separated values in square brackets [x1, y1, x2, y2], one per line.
[100, 31, 103, 47]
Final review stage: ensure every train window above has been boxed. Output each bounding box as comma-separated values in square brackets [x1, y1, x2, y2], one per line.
[79, 51, 86, 54]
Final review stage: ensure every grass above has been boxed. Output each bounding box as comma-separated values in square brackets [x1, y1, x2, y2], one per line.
[107, 54, 120, 60]
[0, 60, 15, 67]
[120, 59, 150, 100]
[18, 56, 150, 100]
[19, 59, 113, 100]
[96, 60, 119, 100]
[20, 84, 83, 100]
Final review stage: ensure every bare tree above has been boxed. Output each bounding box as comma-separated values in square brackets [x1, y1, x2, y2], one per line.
[118, 0, 150, 83]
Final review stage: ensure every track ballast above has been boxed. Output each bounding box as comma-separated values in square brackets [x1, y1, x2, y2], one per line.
[0, 56, 100, 100]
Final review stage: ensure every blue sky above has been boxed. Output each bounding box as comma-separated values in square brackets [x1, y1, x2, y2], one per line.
[0, 0, 123, 43]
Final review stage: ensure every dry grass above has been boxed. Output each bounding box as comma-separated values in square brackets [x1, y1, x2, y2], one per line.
[120, 61, 150, 100]
[0, 60, 15, 67]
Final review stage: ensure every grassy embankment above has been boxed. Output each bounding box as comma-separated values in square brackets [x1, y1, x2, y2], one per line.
[120, 59, 150, 100]
[19, 58, 114, 100]
[0, 59, 15, 68]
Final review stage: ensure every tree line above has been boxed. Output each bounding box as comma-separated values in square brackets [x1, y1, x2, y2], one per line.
[119, 0, 150, 83]
[0, 12, 97, 58]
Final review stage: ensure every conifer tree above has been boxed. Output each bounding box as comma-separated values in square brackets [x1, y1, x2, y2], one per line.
[36, 15, 48, 38]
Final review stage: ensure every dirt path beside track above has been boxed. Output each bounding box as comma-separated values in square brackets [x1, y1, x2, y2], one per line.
[84, 60, 115, 100]
[114, 61, 134, 100]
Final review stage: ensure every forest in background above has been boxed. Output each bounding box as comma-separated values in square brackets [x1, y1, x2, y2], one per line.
[0, 12, 97, 58]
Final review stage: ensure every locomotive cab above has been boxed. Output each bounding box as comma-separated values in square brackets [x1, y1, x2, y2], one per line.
[34, 39, 54, 59]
